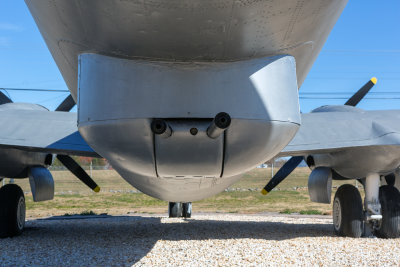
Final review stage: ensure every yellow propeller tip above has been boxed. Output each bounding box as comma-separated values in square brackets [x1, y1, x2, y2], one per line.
[93, 186, 101, 193]
[261, 189, 269, 195]
[371, 77, 377, 84]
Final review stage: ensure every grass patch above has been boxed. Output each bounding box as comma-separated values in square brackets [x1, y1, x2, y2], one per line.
[63, 210, 98, 216]
[280, 209, 295, 214]
[80, 210, 97, 216]
[8, 167, 360, 218]
[299, 210, 323, 215]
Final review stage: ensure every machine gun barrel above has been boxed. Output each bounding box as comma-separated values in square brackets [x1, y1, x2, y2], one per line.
[151, 119, 172, 138]
[207, 112, 231, 139]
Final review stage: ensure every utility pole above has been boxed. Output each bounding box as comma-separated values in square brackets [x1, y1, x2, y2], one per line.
[271, 158, 274, 177]
[90, 160, 93, 177]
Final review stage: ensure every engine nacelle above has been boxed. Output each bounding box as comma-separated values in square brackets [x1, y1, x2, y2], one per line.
[308, 167, 332, 204]
[29, 166, 54, 202]
[0, 147, 52, 178]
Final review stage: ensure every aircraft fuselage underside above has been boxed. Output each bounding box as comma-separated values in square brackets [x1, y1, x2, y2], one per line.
[78, 54, 300, 201]
[25, 0, 348, 201]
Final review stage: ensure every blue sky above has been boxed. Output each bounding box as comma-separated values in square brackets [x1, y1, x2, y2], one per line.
[0, 1, 399, 112]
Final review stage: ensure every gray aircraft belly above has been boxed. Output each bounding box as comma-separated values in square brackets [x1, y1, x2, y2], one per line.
[23, 0, 350, 202]
[25, 0, 347, 98]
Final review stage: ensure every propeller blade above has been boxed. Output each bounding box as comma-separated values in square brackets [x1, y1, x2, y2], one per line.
[55, 94, 75, 112]
[344, 77, 377, 107]
[261, 156, 303, 195]
[0, 91, 12, 105]
[56, 155, 100, 192]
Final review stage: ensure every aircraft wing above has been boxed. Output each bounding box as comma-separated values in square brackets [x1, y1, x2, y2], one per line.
[0, 107, 99, 157]
[278, 109, 400, 157]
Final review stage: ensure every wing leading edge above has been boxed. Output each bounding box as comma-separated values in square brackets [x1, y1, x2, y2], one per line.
[278, 109, 400, 157]
[0, 106, 98, 157]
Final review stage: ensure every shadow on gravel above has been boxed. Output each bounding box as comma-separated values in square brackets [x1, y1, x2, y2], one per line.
[1, 215, 334, 266]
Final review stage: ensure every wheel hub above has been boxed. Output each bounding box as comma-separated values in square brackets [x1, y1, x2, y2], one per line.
[333, 198, 342, 231]
[16, 196, 25, 230]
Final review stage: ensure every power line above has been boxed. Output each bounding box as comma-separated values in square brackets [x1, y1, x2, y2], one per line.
[300, 97, 400, 100]
[300, 92, 400, 95]
[306, 77, 400, 80]
[2, 88, 400, 100]
[2, 87, 400, 95]
[37, 94, 69, 105]
[0, 88, 69, 92]
[322, 49, 400, 54]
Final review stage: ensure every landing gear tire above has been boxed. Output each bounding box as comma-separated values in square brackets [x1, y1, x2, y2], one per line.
[182, 202, 192, 218]
[375, 185, 400, 238]
[333, 184, 363, 238]
[0, 184, 26, 238]
[169, 202, 192, 218]
[169, 202, 182, 217]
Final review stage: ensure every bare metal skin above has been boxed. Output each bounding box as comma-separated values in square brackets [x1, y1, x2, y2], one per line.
[25, 0, 347, 99]
[23, 0, 348, 202]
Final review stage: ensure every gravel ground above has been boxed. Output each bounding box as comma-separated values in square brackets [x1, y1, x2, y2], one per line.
[1, 213, 399, 266]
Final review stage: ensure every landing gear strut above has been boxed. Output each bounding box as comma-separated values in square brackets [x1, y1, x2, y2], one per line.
[168, 202, 192, 218]
[364, 173, 382, 222]
[0, 184, 26, 238]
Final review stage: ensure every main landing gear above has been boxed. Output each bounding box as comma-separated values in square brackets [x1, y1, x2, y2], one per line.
[0, 184, 26, 238]
[168, 202, 192, 218]
[333, 173, 400, 238]
[333, 184, 364, 237]
[375, 185, 400, 238]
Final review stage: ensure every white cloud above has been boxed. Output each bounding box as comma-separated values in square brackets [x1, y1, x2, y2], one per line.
[0, 23, 23, 32]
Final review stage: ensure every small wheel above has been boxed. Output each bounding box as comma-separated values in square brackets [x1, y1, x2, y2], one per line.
[333, 184, 363, 237]
[168, 202, 182, 218]
[182, 202, 192, 218]
[0, 184, 26, 238]
[375, 185, 400, 238]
